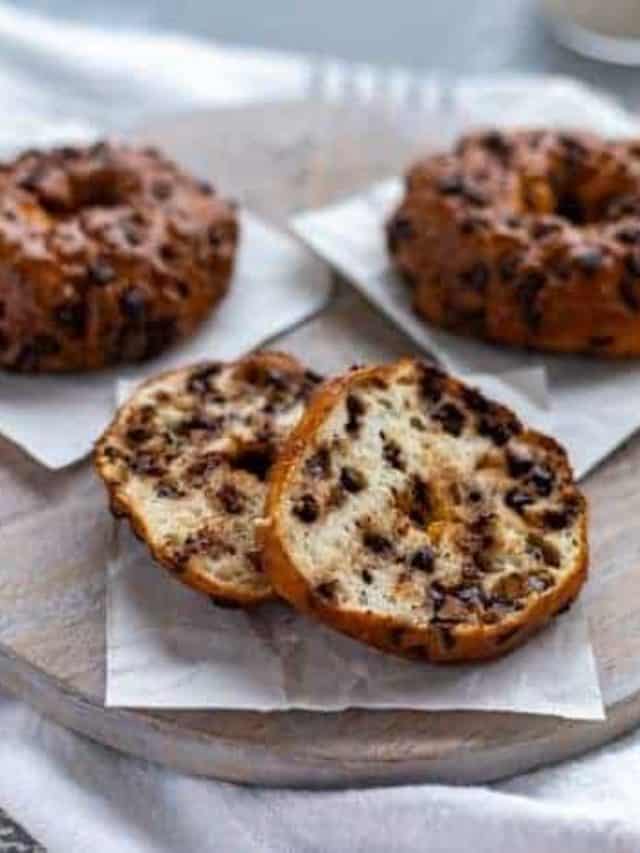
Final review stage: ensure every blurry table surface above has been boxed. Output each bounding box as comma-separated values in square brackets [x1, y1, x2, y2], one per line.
[14, 0, 640, 109]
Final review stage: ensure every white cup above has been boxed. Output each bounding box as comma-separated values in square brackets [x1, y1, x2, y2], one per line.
[542, 0, 640, 63]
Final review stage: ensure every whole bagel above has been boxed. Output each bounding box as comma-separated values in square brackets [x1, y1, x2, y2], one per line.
[0, 141, 238, 371]
[387, 129, 640, 357]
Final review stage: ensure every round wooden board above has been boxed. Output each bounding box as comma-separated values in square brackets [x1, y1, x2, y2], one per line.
[1, 100, 640, 788]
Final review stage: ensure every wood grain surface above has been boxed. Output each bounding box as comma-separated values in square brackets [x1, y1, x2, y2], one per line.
[1, 100, 639, 787]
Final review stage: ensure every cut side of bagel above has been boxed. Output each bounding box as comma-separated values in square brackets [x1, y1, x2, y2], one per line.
[95, 352, 321, 606]
[263, 358, 588, 662]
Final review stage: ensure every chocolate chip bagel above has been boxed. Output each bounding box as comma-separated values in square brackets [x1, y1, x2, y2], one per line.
[0, 142, 238, 371]
[387, 129, 640, 357]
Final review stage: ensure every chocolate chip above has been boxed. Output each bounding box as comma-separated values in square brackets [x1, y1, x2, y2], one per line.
[151, 179, 173, 200]
[518, 270, 546, 331]
[574, 246, 603, 275]
[543, 508, 571, 530]
[345, 393, 366, 434]
[292, 493, 319, 523]
[482, 131, 512, 160]
[305, 446, 331, 479]
[340, 465, 367, 493]
[88, 259, 116, 286]
[53, 301, 86, 337]
[410, 546, 435, 573]
[498, 253, 521, 282]
[527, 533, 561, 568]
[410, 416, 426, 431]
[119, 287, 146, 323]
[556, 192, 585, 225]
[478, 414, 520, 446]
[408, 475, 432, 525]
[230, 446, 274, 481]
[437, 174, 464, 195]
[217, 483, 245, 514]
[361, 568, 373, 585]
[528, 465, 554, 496]
[126, 427, 149, 444]
[156, 480, 183, 499]
[459, 262, 489, 292]
[418, 364, 445, 404]
[433, 402, 465, 436]
[198, 180, 214, 195]
[187, 362, 223, 394]
[506, 451, 533, 478]
[382, 437, 405, 470]
[160, 243, 178, 262]
[387, 215, 415, 253]
[505, 488, 535, 514]
[462, 386, 491, 413]
[130, 452, 165, 477]
[315, 580, 338, 601]
[363, 531, 393, 554]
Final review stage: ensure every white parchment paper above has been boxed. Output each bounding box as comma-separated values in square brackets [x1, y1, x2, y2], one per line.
[0, 212, 330, 469]
[292, 78, 640, 480]
[107, 368, 604, 719]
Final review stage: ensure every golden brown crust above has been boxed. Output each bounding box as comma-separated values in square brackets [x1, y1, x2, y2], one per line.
[388, 129, 640, 357]
[0, 141, 237, 372]
[262, 358, 589, 662]
[95, 351, 322, 606]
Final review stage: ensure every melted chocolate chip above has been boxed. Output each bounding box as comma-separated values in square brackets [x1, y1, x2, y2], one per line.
[340, 465, 367, 493]
[528, 465, 554, 497]
[187, 362, 223, 394]
[230, 445, 274, 481]
[410, 546, 435, 573]
[217, 483, 245, 514]
[305, 446, 331, 479]
[437, 174, 464, 195]
[506, 451, 533, 478]
[462, 386, 491, 413]
[151, 179, 173, 200]
[387, 215, 415, 253]
[433, 402, 465, 436]
[156, 480, 183, 499]
[362, 531, 392, 554]
[119, 287, 146, 323]
[482, 131, 512, 160]
[88, 259, 116, 286]
[382, 437, 405, 470]
[505, 488, 535, 514]
[315, 580, 338, 601]
[345, 393, 366, 434]
[292, 493, 319, 523]
[498, 253, 521, 282]
[518, 270, 546, 331]
[543, 508, 571, 530]
[459, 262, 489, 292]
[420, 364, 445, 403]
[574, 246, 604, 275]
[53, 301, 86, 337]
[478, 413, 520, 447]
[409, 475, 432, 526]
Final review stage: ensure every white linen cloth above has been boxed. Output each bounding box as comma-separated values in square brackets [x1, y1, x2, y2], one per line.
[0, 4, 638, 851]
